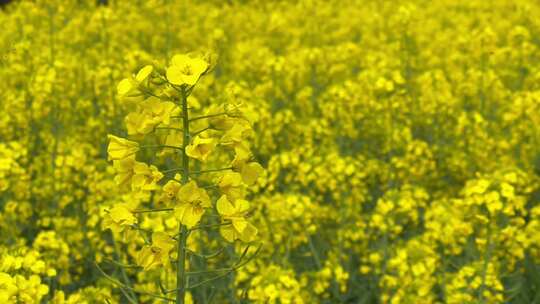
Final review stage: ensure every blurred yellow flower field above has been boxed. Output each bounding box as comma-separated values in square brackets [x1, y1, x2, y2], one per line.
[1, 0, 540, 303]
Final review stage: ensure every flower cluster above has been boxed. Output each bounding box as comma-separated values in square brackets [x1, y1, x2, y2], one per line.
[1, 0, 540, 303]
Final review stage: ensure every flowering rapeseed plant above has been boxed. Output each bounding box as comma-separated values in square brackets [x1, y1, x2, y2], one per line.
[1, 0, 540, 303]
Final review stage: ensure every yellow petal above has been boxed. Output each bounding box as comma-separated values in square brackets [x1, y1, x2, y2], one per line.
[166, 66, 185, 85]
[216, 195, 236, 216]
[183, 206, 204, 228]
[220, 225, 236, 242]
[117, 78, 136, 97]
[241, 162, 263, 185]
[235, 199, 250, 213]
[232, 218, 248, 233]
[177, 181, 200, 203]
[107, 135, 139, 161]
[109, 204, 136, 225]
[136, 65, 153, 82]
[152, 232, 174, 253]
[174, 204, 189, 222]
[171, 54, 191, 66]
[239, 222, 257, 242]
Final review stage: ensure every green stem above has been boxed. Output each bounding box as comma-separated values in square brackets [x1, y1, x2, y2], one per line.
[162, 167, 184, 174]
[140, 144, 183, 150]
[192, 126, 212, 137]
[154, 127, 184, 132]
[104, 258, 141, 269]
[177, 86, 190, 304]
[187, 245, 260, 290]
[189, 112, 228, 122]
[190, 167, 233, 176]
[189, 222, 231, 231]
[131, 208, 174, 214]
[95, 262, 173, 302]
[112, 238, 138, 302]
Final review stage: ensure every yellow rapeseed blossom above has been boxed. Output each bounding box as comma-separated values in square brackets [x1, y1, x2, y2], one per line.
[216, 195, 257, 242]
[185, 136, 216, 162]
[136, 232, 175, 270]
[106, 135, 139, 161]
[166, 54, 208, 86]
[173, 181, 212, 228]
[103, 204, 137, 234]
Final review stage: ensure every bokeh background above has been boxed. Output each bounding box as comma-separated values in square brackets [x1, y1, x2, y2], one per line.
[1, 0, 540, 303]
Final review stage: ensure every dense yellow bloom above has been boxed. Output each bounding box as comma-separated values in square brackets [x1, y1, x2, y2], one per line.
[103, 204, 137, 234]
[163, 180, 212, 228]
[131, 162, 163, 192]
[218, 172, 245, 200]
[220, 122, 252, 146]
[238, 162, 264, 185]
[0, 273, 49, 303]
[125, 97, 178, 136]
[185, 136, 216, 162]
[112, 157, 137, 186]
[3, 0, 540, 303]
[111, 158, 163, 192]
[136, 232, 175, 270]
[159, 174, 182, 204]
[216, 195, 257, 242]
[166, 54, 208, 86]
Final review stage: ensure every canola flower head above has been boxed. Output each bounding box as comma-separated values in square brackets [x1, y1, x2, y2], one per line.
[106, 135, 139, 161]
[173, 181, 212, 228]
[103, 203, 137, 234]
[166, 54, 208, 86]
[136, 232, 175, 270]
[217, 195, 257, 242]
[185, 135, 216, 162]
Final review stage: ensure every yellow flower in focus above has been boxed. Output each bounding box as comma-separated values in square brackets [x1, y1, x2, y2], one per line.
[231, 144, 252, 166]
[160, 174, 182, 204]
[103, 204, 137, 234]
[233, 161, 263, 185]
[117, 78, 138, 97]
[218, 172, 245, 200]
[136, 65, 153, 83]
[220, 122, 252, 146]
[185, 136, 216, 162]
[112, 159, 163, 193]
[107, 135, 139, 161]
[173, 181, 211, 228]
[216, 195, 257, 242]
[125, 97, 178, 136]
[136, 232, 175, 270]
[166, 54, 208, 86]
[125, 111, 148, 136]
[207, 105, 235, 130]
[112, 157, 136, 186]
[131, 162, 163, 192]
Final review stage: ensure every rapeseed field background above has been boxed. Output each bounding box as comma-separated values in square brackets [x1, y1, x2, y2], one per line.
[1, 0, 540, 303]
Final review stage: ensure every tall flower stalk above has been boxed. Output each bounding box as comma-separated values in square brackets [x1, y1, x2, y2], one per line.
[101, 53, 263, 303]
